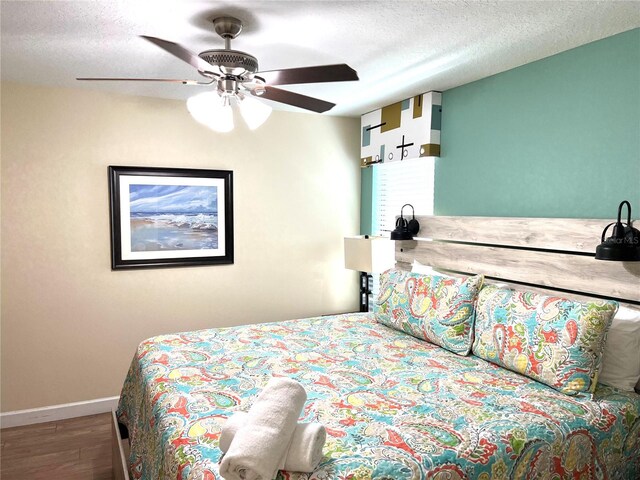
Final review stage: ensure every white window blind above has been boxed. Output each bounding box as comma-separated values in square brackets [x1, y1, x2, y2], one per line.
[368, 157, 435, 310]
[372, 157, 435, 236]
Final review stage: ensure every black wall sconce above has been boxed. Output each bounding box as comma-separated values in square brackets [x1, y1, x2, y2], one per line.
[390, 204, 420, 240]
[595, 200, 640, 261]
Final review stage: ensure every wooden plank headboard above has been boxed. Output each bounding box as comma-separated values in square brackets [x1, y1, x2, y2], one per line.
[395, 216, 640, 305]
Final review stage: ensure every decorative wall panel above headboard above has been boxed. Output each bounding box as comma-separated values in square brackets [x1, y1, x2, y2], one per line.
[395, 216, 640, 304]
[360, 92, 442, 167]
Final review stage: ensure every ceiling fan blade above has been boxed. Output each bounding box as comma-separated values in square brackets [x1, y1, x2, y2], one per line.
[256, 64, 358, 86]
[140, 35, 217, 75]
[255, 86, 335, 113]
[77, 77, 210, 85]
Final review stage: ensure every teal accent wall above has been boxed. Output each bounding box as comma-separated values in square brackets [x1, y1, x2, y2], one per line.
[360, 166, 374, 235]
[435, 28, 640, 219]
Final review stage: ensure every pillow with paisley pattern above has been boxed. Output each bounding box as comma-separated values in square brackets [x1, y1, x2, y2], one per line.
[375, 269, 484, 355]
[472, 285, 618, 397]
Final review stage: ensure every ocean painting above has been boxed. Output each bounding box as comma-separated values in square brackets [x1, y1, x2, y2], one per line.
[129, 184, 218, 252]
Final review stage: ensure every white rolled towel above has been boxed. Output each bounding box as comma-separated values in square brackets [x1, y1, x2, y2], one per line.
[219, 377, 307, 480]
[220, 412, 326, 473]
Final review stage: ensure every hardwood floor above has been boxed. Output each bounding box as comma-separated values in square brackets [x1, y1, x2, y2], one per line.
[1, 413, 113, 479]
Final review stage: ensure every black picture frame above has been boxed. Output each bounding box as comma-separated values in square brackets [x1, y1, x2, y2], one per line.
[108, 166, 233, 269]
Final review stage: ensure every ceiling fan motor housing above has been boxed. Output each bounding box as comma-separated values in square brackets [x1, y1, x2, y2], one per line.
[199, 49, 259, 77]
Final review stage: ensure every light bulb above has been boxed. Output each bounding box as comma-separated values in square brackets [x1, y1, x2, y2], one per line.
[186, 92, 234, 133]
[239, 95, 272, 130]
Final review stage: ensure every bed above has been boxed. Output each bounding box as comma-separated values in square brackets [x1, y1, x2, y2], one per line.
[114, 215, 640, 480]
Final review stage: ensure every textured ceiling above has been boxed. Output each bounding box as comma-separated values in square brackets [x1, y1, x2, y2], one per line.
[2, 1, 639, 117]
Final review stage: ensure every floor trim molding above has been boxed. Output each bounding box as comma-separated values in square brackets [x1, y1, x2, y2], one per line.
[0, 396, 119, 428]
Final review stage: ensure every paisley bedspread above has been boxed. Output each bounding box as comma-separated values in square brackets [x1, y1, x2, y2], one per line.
[117, 313, 640, 480]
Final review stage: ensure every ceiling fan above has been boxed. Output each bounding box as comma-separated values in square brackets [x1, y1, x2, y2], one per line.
[77, 16, 359, 130]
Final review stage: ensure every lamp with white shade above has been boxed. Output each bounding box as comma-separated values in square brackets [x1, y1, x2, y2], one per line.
[344, 235, 396, 312]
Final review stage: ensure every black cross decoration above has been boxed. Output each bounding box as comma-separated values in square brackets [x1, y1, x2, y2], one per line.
[396, 135, 414, 160]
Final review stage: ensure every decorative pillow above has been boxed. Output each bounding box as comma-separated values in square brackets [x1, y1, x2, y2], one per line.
[472, 285, 618, 396]
[598, 305, 640, 392]
[375, 269, 484, 355]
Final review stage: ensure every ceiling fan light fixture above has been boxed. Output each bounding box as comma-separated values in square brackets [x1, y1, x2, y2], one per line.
[186, 91, 234, 133]
[239, 95, 272, 130]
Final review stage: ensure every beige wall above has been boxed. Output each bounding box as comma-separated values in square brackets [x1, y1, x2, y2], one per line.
[0, 82, 360, 412]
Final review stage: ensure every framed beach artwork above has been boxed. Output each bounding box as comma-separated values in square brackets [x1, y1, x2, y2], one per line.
[108, 166, 233, 269]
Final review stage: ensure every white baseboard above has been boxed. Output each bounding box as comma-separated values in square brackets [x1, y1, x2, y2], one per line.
[0, 396, 119, 429]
